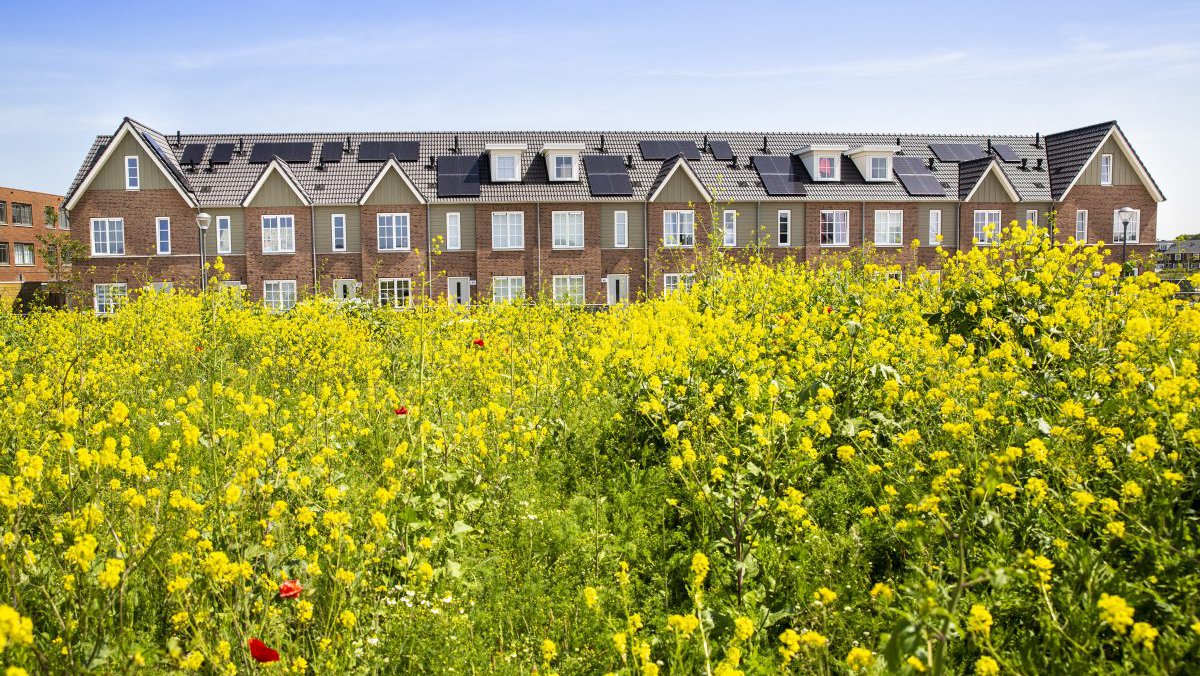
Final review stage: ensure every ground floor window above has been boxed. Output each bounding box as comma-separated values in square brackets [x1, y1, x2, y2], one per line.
[492, 276, 525, 303]
[94, 283, 128, 315]
[378, 278, 412, 307]
[552, 275, 585, 304]
[973, 210, 1001, 245]
[663, 273, 695, 294]
[264, 280, 297, 312]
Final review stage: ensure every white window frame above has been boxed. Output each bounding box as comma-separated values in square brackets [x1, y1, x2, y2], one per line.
[551, 211, 584, 249]
[663, 273, 695, 294]
[494, 154, 519, 182]
[331, 213, 347, 252]
[378, 278, 412, 307]
[13, 243, 34, 266]
[263, 280, 297, 312]
[869, 156, 889, 181]
[0, 243, 7, 265]
[820, 210, 849, 247]
[1075, 210, 1088, 243]
[874, 210, 903, 247]
[1026, 209, 1039, 227]
[973, 210, 1001, 245]
[777, 210, 791, 247]
[91, 218, 125, 256]
[723, 210, 737, 247]
[816, 156, 838, 181]
[261, 215, 296, 254]
[1100, 154, 1113, 186]
[446, 212, 461, 250]
[550, 154, 577, 181]
[614, 211, 628, 248]
[376, 213, 410, 252]
[492, 276, 526, 303]
[11, 203, 32, 226]
[1113, 209, 1141, 244]
[216, 216, 232, 254]
[491, 212, 525, 250]
[124, 156, 139, 190]
[928, 209, 942, 245]
[552, 275, 585, 304]
[156, 217, 171, 255]
[663, 210, 695, 248]
[94, 283, 128, 315]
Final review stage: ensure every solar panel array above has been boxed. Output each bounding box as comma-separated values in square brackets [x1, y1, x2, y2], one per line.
[751, 155, 806, 196]
[180, 144, 206, 166]
[582, 155, 633, 196]
[141, 132, 189, 185]
[357, 141, 419, 162]
[249, 142, 313, 163]
[209, 143, 235, 165]
[929, 143, 987, 162]
[708, 140, 733, 161]
[639, 140, 701, 161]
[893, 156, 945, 196]
[991, 143, 1019, 162]
[320, 142, 344, 163]
[437, 155, 481, 197]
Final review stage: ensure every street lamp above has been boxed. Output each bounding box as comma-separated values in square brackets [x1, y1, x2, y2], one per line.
[1117, 206, 1135, 275]
[196, 212, 211, 290]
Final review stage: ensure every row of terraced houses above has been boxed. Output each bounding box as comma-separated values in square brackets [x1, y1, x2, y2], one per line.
[63, 118, 1165, 312]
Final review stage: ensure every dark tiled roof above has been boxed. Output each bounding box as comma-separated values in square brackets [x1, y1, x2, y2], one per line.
[1044, 121, 1114, 200]
[957, 158, 1022, 201]
[1163, 239, 1200, 255]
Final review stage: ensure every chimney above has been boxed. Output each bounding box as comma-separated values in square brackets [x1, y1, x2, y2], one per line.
[237, 138, 244, 155]
[345, 136, 353, 154]
[730, 154, 738, 169]
[702, 134, 709, 152]
[625, 154, 634, 168]
[927, 157, 935, 170]
[1036, 158, 1044, 170]
[1034, 132, 1041, 148]
[599, 134, 606, 153]
[1021, 158, 1028, 170]
[762, 135, 769, 153]
[175, 131, 181, 146]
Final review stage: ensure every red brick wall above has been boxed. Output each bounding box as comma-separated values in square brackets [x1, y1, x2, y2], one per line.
[0, 186, 63, 284]
[802, 202, 864, 267]
[538, 203, 604, 304]
[243, 208, 314, 300]
[1055, 184, 1158, 262]
[430, 251, 478, 302]
[475, 204, 540, 301]
[358, 205, 427, 300]
[957, 202, 1022, 253]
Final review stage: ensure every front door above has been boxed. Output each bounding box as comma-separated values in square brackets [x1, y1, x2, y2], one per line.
[448, 277, 471, 306]
[607, 274, 629, 305]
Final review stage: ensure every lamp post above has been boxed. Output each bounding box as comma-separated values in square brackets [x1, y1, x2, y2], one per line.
[196, 212, 211, 291]
[1117, 206, 1135, 276]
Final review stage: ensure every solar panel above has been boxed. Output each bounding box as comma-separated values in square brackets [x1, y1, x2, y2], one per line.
[180, 144, 206, 166]
[582, 155, 633, 196]
[320, 142, 343, 163]
[708, 140, 733, 161]
[209, 143, 234, 165]
[358, 141, 419, 162]
[893, 156, 945, 196]
[751, 155, 806, 196]
[639, 140, 701, 161]
[929, 143, 987, 162]
[141, 132, 189, 185]
[437, 155, 481, 198]
[249, 143, 313, 163]
[992, 143, 1019, 162]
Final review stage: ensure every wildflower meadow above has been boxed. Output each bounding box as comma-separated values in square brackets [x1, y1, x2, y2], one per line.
[0, 223, 1198, 674]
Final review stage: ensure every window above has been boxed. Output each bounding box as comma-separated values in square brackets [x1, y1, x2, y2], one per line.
[12, 203, 32, 226]
[1113, 209, 1141, 243]
[820, 210, 849, 246]
[869, 156, 889, 181]
[495, 155, 519, 182]
[125, 156, 139, 190]
[0, 201, 6, 223]
[492, 276, 525, 303]
[0, 243, 7, 265]
[14, 244, 33, 266]
[156, 217, 171, 254]
[663, 210, 695, 247]
[1075, 210, 1088, 242]
[777, 210, 791, 247]
[552, 155, 576, 181]
[150, 281, 174, 293]
[91, 218, 125, 255]
[216, 216, 232, 254]
[887, 270, 903, 282]
[94, 283, 127, 315]
[1026, 209, 1039, 227]
[973, 210, 1001, 245]
[614, 211, 628, 248]
[1100, 154, 1113, 186]
[446, 212, 461, 250]
[552, 275, 585, 304]
[874, 210, 903, 246]
[378, 278, 412, 307]
[552, 211, 584, 249]
[723, 210, 737, 247]
[261, 215, 295, 253]
[264, 280, 297, 312]
[492, 212, 525, 249]
[817, 156, 837, 180]
[663, 273, 695, 294]
[928, 210, 942, 245]
[331, 214, 346, 252]
[377, 213, 410, 251]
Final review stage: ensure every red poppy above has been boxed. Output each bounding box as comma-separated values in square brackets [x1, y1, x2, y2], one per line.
[195, 345, 203, 352]
[278, 579, 302, 599]
[825, 306, 833, 314]
[473, 338, 485, 347]
[395, 406, 408, 416]
[247, 638, 280, 663]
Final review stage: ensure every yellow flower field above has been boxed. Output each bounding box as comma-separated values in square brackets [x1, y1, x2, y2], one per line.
[0, 224, 1198, 674]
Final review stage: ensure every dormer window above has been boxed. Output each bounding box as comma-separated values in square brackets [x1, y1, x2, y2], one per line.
[870, 157, 889, 180]
[552, 154, 576, 180]
[485, 143, 526, 183]
[817, 157, 836, 180]
[794, 144, 850, 182]
[541, 143, 585, 182]
[846, 144, 901, 182]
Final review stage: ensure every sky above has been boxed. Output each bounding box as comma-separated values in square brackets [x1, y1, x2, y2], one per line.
[1, 0, 1197, 237]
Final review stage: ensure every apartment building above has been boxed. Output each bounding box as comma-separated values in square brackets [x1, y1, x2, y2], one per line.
[63, 118, 1164, 313]
[1159, 239, 1200, 273]
[0, 186, 65, 306]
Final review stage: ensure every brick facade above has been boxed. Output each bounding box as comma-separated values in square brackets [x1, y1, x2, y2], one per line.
[0, 186, 64, 288]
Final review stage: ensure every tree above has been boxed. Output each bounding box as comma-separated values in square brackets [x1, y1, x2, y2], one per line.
[35, 206, 87, 309]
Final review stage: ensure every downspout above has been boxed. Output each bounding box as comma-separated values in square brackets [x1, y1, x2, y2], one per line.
[755, 202, 761, 248]
[426, 202, 432, 300]
[955, 202, 962, 252]
[536, 202, 542, 297]
[310, 203, 318, 293]
[643, 200, 649, 294]
[861, 202, 867, 249]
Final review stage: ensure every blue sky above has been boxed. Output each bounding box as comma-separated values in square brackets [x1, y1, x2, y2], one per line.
[1, 0, 1196, 236]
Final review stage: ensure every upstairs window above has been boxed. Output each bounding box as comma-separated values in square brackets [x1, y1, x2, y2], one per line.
[0, 243, 7, 265]
[973, 210, 1001, 245]
[261, 215, 295, 253]
[816, 156, 837, 180]
[614, 211, 628, 248]
[1100, 154, 1113, 186]
[492, 212, 524, 249]
[552, 211, 584, 249]
[1075, 210, 1088, 242]
[12, 203, 32, 226]
[874, 210, 903, 246]
[377, 213, 410, 251]
[332, 214, 347, 252]
[125, 156, 140, 190]
[552, 155, 577, 181]
[156, 217, 171, 254]
[777, 210, 791, 247]
[446, 212, 461, 250]
[378, 278, 412, 307]
[495, 155, 518, 181]
[14, 243, 34, 266]
[487, 144, 526, 183]
[216, 216, 232, 254]
[264, 280, 297, 312]
[663, 210, 694, 247]
[1112, 209, 1141, 243]
[869, 156, 889, 180]
[91, 218, 125, 255]
[0, 201, 6, 223]
[723, 210, 737, 247]
[928, 209, 942, 245]
[820, 210, 849, 246]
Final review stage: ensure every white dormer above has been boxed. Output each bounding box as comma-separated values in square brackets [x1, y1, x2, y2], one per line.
[485, 143, 526, 182]
[793, 144, 850, 181]
[542, 142, 586, 182]
[845, 144, 902, 182]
